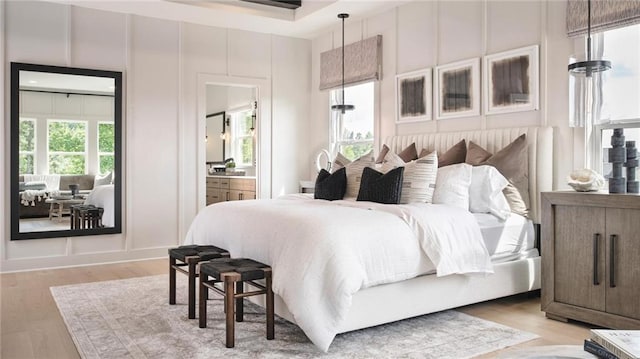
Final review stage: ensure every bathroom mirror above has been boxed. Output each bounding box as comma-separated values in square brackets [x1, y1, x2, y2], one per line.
[10, 62, 122, 240]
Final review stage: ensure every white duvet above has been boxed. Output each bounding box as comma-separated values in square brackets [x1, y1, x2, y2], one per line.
[184, 194, 492, 352]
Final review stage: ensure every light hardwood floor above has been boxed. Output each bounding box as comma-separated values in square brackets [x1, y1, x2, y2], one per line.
[0, 259, 594, 358]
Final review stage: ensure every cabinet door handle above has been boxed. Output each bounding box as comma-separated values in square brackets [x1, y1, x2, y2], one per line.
[226, 192, 230, 201]
[239, 192, 243, 200]
[593, 233, 600, 285]
[610, 234, 617, 288]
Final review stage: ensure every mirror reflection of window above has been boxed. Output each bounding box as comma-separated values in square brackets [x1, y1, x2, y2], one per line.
[229, 109, 255, 166]
[19, 118, 36, 174]
[98, 122, 115, 174]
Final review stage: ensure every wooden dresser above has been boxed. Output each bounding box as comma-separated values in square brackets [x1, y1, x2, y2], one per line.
[541, 191, 640, 329]
[206, 176, 256, 205]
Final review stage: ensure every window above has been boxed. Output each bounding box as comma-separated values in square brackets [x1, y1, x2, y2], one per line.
[98, 122, 115, 174]
[229, 109, 254, 167]
[589, 24, 640, 173]
[600, 24, 640, 122]
[19, 118, 36, 174]
[330, 82, 375, 161]
[48, 120, 87, 174]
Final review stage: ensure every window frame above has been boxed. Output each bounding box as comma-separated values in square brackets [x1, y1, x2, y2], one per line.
[97, 121, 115, 175]
[46, 118, 89, 175]
[329, 81, 377, 161]
[228, 107, 255, 168]
[18, 117, 37, 175]
[583, 24, 640, 172]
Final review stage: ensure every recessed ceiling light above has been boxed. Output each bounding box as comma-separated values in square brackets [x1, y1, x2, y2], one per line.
[28, 80, 37, 84]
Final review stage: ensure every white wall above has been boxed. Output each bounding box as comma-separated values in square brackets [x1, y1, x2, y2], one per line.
[309, 0, 578, 189]
[1, 1, 310, 272]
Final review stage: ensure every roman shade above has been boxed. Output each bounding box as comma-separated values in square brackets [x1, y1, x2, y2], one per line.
[567, 0, 640, 38]
[319, 35, 382, 90]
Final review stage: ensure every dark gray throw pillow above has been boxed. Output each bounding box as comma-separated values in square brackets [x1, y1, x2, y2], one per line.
[356, 166, 404, 204]
[314, 167, 347, 201]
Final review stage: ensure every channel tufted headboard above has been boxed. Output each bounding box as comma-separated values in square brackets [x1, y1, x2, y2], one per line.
[384, 126, 553, 223]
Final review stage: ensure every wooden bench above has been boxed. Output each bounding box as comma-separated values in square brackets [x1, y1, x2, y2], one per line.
[198, 258, 274, 348]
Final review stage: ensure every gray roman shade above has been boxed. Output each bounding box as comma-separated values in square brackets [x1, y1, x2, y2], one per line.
[319, 35, 382, 91]
[567, 0, 640, 38]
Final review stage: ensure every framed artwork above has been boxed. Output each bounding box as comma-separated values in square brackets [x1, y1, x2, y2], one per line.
[484, 45, 539, 115]
[395, 68, 432, 123]
[435, 58, 480, 120]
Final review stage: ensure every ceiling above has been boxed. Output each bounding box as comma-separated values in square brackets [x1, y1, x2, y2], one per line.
[20, 71, 115, 94]
[46, 0, 410, 39]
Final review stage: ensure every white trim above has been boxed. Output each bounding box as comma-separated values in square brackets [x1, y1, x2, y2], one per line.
[0, 249, 167, 273]
[196, 73, 271, 211]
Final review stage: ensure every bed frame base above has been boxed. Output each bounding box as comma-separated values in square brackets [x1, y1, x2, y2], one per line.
[247, 256, 540, 333]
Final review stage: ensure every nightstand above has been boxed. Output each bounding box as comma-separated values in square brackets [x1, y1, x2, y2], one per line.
[541, 191, 640, 329]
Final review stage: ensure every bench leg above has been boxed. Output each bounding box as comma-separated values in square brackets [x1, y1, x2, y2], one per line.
[188, 262, 197, 319]
[199, 274, 207, 328]
[236, 282, 243, 322]
[266, 272, 274, 340]
[225, 278, 235, 348]
[169, 257, 176, 305]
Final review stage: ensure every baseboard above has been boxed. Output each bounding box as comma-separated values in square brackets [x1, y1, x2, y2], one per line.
[0, 247, 169, 273]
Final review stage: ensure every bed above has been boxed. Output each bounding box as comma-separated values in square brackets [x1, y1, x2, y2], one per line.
[184, 126, 553, 352]
[84, 184, 115, 227]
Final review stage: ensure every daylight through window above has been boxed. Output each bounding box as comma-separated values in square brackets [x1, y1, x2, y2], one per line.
[48, 120, 87, 175]
[330, 82, 375, 161]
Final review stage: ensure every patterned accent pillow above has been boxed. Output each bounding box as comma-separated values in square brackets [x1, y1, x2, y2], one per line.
[314, 168, 347, 201]
[380, 151, 438, 203]
[357, 166, 404, 204]
[344, 151, 375, 198]
[331, 152, 352, 172]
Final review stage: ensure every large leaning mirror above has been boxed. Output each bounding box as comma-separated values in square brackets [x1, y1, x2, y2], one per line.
[10, 62, 122, 240]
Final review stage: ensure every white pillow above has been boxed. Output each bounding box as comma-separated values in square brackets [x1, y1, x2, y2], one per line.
[94, 172, 112, 188]
[344, 151, 375, 198]
[432, 163, 473, 210]
[380, 151, 438, 203]
[469, 165, 511, 220]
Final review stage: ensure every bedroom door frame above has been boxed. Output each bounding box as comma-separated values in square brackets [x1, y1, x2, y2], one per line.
[196, 73, 271, 211]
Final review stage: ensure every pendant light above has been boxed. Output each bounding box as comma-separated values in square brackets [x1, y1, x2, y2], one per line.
[331, 13, 355, 114]
[568, 0, 611, 77]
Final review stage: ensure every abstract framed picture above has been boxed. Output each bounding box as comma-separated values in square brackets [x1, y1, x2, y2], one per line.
[435, 58, 480, 120]
[395, 68, 432, 123]
[484, 45, 539, 115]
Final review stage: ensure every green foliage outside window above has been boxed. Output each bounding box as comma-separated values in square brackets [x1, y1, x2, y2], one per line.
[98, 123, 115, 152]
[49, 121, 86, 152]
[100, 155, 114, 175]
[49, 154, 85, 174]
[19, 119, 35, 174]
[19, 120, 35, 152]
[48, 121, 86, 174]
[240, 137, 253, 164]
[19, 154, 34, 174]
[341, 143, 374, 161]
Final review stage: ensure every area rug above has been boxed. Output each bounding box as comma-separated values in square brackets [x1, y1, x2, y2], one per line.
[51, 275, 538, 359]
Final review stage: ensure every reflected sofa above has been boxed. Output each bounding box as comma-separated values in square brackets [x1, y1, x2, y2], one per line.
[18, 175, 95, 218]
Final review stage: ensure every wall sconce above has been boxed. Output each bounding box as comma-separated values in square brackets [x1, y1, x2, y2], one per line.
[250, 100, 257, 136]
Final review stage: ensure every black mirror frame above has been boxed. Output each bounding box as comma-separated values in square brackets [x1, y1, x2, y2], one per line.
[10, 62, 123, 240]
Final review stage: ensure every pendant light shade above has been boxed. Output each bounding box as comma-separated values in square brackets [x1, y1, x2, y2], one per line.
[568, 0, 612, 77]
[331, 13, 355, 114]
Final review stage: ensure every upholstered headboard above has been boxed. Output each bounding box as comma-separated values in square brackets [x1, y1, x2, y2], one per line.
[384, 126, 553, 223]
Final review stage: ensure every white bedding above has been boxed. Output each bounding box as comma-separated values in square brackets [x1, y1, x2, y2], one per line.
[475, 213, 537, 262]
[84, 184, 115, 227]
[184, 194, 492, 352]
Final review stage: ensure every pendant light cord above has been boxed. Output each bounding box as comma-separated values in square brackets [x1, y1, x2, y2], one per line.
[341, 15, 346, 112]
[587, 0, 592, 63]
